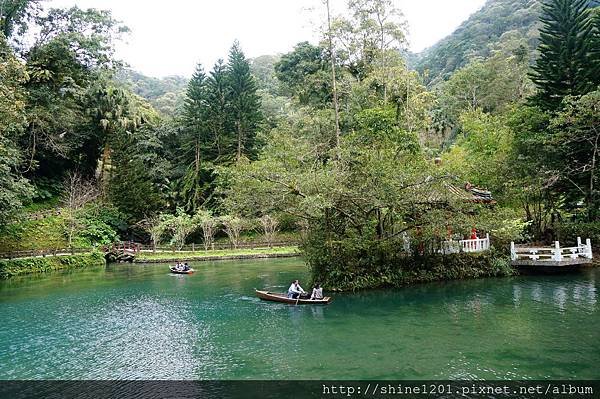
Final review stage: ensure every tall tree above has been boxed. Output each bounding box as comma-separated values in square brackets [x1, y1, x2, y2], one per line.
[550, 90, 600, 221]
[205, 59, 232, 162]
[324, 0, 342, 156]
[18, 7, 128, 182]
[346, 0, 406, 102]
[274, 42, 330, 106]
[0, 34, 33, 225]
[226, 41, 262, 162]
[530, 0, 598, 111]
[181, 64, 213, 212]
[0, 0, 40, 40]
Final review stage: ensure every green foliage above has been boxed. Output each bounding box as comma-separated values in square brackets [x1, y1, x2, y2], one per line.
[304, 231, 514, 291]
[178, 43, 263, 212]
[549, 90, 600, 220]
[275, 42, 331, 106]
[0, 252, 105, 279]
[330, 0, 407, 81]
[443, 110, 513, 198]
[162, 208, 199, 250]
[0, 0, 41, 40]
[0, 202, 122, 252]
[77, 204, 124, 245]
[555, 221, 600, 246]
[108, 138, 166, 222]
[0, 35, 33, 226]
[0, 215, 69, 252]
[227, 41, 262, 162]
[530, 0, 599, 110]
[442, 49, 533, 118]
[353, 107, 419, 151]
[250, 55, 281, 96]
[135, 246, 298, 262]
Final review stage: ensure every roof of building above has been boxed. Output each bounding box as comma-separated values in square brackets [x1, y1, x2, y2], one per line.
[445, 182, 495, 203]
[421, 177, 496, 205]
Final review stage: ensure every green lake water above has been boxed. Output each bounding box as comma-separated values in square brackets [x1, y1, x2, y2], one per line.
[0, 258, 598, 380]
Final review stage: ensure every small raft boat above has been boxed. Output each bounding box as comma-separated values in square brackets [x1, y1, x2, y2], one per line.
[255, 289, 332, 305]
[169, 266, 195, 275]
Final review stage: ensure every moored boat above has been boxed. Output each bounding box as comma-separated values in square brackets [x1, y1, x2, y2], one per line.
[169, 266, 195, 274]
[255, 289, 332, 305]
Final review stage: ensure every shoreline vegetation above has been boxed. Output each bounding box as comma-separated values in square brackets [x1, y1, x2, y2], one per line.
[0, 252, 105, 279]
[134, 246, 300, 263]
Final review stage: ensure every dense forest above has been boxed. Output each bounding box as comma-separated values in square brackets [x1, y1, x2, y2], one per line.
[1, 0, 599, 289]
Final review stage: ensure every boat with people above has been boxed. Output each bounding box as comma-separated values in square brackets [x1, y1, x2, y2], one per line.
[169, 262, 195, 274]
[170, 266, 195, 274]
[255, 290, 332, 305]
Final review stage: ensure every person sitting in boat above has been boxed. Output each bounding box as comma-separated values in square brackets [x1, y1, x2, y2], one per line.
[183, 262, 190, 271]
[176, 262, 184, 271]
[311, 284, 323, 300]
[287, 280, 306, 299]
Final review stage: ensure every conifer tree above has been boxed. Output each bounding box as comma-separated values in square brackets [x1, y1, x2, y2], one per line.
[206, 59, 233, 162]
[181, 64, 212, 211]
[226, 41, 262, 162]
[530, 0, 598, 111]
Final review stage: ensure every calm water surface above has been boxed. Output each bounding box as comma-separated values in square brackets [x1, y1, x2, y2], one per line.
[0, 259, 598, 380]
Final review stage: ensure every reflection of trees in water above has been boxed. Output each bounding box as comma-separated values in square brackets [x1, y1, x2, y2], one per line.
[330, 269, 599, 315]
[513, 272, 598, 311]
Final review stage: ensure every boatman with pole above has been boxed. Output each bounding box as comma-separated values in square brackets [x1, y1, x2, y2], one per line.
[287, 280, 306, 299]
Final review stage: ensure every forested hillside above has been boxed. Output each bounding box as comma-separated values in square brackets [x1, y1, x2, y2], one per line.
[116, 69, 188, 116]
[415, 0, 542, 84]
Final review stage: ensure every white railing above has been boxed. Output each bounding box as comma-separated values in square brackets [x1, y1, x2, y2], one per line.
[511, 237, 593, 262]
[441, 233, 490, 254]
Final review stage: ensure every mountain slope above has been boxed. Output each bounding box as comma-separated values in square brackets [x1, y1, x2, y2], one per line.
[415, 0, 542, 83]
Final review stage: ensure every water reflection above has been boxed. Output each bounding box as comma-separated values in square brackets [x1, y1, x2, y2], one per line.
[511, 276, 598, 312]
[0, 261, 598, 380]
[310, 305, 324, 320]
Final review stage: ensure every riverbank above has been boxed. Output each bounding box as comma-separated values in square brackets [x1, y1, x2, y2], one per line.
[0, 252, 106, 279]
[134, 246, 300, 263]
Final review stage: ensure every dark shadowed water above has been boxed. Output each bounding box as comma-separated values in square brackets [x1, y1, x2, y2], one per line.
[0, 259, 598, 380]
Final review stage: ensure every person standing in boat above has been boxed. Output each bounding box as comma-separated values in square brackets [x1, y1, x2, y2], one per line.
[310, 283, 323, 300]
[287, 280, 306, 299]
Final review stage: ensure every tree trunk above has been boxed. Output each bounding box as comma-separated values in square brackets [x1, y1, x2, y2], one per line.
[325, 0, 341, 157]
[236, 120, 242, 162]
[588, 132, 600, 221]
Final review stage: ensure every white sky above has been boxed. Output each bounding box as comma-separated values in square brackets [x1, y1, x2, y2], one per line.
[46, 0, 486, 78]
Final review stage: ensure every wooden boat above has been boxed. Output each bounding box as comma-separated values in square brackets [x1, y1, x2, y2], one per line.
[255, 289, 332, 305]
[169, 266, 195, 275]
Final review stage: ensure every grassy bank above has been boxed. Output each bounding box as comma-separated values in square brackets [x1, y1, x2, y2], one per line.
[0, 252, 106, 279]
[134, 246, 300, 263]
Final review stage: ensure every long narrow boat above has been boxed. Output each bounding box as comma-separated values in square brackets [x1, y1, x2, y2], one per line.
[255, 289, 332, 305]
[170, 266, 195, 275]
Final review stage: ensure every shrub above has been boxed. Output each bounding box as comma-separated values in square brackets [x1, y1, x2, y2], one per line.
[0, 252, 106, 279]
[555, 222, 600, 248]
[304, 231, 514, 291]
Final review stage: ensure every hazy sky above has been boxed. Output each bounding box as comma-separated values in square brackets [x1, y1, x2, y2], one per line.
[46, 0, 486, 78]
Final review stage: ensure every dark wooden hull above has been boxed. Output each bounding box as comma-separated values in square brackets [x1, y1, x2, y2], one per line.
[170, 267, 195, 275]
[255, 290, 331, 305]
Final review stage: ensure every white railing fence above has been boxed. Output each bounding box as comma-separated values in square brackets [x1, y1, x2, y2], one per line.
[441, 233, 490, 254]
[510, 237, 593, 262]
